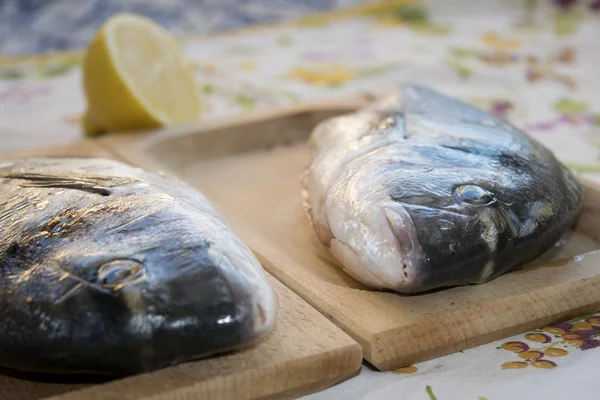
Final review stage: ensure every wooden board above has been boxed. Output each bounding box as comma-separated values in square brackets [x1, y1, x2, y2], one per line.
[105, 102, 600, 372]
[0, 141, 363, 400]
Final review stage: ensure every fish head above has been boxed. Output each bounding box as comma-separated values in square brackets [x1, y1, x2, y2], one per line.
[5, 175, 276, 374]
[323, 142, 581, 293]
[382, 151, 583, 292]
[65, 211, 273, 369]
[308, 84, 583, 294]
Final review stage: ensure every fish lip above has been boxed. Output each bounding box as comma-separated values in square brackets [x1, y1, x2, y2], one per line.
[211, 252, 277, 337]
[383, 205, 427, 292]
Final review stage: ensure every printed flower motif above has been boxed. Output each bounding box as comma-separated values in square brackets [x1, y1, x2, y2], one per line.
[450, 43, 576, 88]
[551, 47, 576, 64]
[489, 100, 514, 119]
[470, 98, 515, 120]
[501, 361, 529, 369]
[481, 32, 521, 51]
[394, 364, 418, 374]
[553, 0, 577, 9]
[0, 54, 81, 80]
[526, 98, 597, 133]
[474, 33, 521, 67]
[362, 3, 451, 36]
[550, 0, 600, 12]
[238, 61, 256, 71]
[499, 313, 600, 369]
[525, 333, 552, 343]
[449, 42, 575, 88]
[524, 48, 577, 89]
[479, 52, 519, 67]
[288, 65, 355, 87]
[287, 63, 397, 88]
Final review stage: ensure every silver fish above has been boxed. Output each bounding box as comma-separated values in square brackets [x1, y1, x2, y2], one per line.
[303, 84, 582, 293]
[0, 157, 277, 376]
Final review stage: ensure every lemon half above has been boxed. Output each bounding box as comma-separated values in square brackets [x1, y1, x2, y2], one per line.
[82, 13, 201, 136]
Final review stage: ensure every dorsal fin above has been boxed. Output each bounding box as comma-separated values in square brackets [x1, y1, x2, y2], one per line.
[402, 84, 507, 125]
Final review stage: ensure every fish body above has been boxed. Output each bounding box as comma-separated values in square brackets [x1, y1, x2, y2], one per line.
[0, 157, 277, 376]
[304, 84, 583, 293]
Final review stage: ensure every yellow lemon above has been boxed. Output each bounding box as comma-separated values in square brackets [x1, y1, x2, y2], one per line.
[81, 13, 201, 136]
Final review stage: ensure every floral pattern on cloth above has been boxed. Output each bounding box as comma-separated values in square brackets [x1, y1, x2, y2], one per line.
[0, 0, 385, 56]
[1, 1, 600, 398]
[0, 55, 82, 80]
[2, 0, 599, 167]
[499, 314, 600, 370]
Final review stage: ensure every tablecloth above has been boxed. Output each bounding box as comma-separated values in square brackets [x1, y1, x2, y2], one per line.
[1, 1, 600, 399]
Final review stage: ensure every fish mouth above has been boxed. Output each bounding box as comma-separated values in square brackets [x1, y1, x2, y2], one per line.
[381, 205, 426, 292]
[327, 203, 426, 293]
[211, 251, 277, 338]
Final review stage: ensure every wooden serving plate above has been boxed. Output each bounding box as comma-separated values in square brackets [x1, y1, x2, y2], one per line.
[103, 99, 600, 372]
[0, 142, 362, 400]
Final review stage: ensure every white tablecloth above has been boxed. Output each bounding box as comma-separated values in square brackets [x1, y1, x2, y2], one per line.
[1, 1, 600, 398]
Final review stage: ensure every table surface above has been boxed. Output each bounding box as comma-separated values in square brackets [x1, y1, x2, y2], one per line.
[1, 0, 600, 399]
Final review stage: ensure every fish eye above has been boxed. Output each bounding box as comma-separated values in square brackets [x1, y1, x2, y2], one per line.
[97, 259, 145, 286]
[6, 242, 19, 256]
[453, 185, 496, 206]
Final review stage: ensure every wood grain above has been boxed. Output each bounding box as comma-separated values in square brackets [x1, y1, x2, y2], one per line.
[0, 140, 363, 399]
[107, 103, 600, 371]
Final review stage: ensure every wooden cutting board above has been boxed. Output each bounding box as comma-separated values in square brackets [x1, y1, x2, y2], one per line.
[0, 141, 363, 400]
[102, 100, 600, 372]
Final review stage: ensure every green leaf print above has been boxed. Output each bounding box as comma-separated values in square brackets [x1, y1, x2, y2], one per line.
[410, 22, 451, 36]
[444, 59, 472, 79]
[425, 385, 488, 400]
[278, 90, 300, 104]
[0, 69, 27, 80]
[37, 55, 81, 78]
[201, 84, 215, 94]
[234, 93, 256, 111]
[553, 98, 589, 115]
[388, 4, 428, 23]
[426, 385, 438, 400]
[277, 35, 293, 47]
[553, 10, 583, 36]
[451, 47, 478, 59]
[356, 63, 398, 78]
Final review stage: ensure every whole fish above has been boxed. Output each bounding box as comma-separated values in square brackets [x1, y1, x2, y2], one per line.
[303, 84, 583, 293]
[0, 157, 277, 376]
